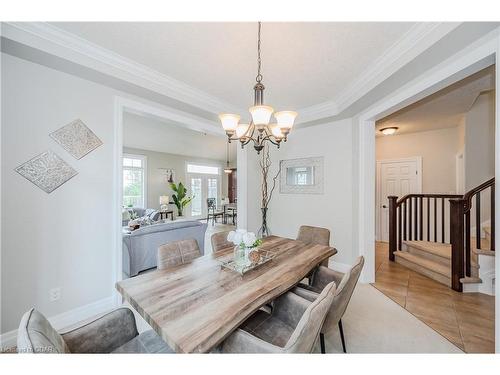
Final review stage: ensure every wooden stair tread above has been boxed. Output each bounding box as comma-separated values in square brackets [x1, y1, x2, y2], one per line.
[403, 240, 451, 259]
[394, 251, 450, 277]
[473, 248, 496, 256]
[460, 276, 482, 284]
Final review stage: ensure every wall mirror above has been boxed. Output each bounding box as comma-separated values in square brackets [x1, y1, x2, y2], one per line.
[280, 157, 324, 194]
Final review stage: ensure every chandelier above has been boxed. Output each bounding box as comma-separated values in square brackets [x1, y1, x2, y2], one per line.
[219, 22, 297, 154]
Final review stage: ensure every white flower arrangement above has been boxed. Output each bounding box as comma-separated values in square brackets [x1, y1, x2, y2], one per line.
[227, 229, 262, 249]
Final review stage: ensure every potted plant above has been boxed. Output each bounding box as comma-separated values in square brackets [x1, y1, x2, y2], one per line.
[169, 181, 194, 218]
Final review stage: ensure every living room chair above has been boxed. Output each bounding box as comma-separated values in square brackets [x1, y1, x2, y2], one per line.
[293, 256, 364, 353]
[296, 225, 331, 266]
[206, 198, 224, 225]
[211, 231, 233, 253]
[17, 307, 172, 353]
[220, 281, 336, 353]
[157, 238, 202, 270]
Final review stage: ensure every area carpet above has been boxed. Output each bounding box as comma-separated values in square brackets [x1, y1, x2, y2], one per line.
[317, 283, 463, 353]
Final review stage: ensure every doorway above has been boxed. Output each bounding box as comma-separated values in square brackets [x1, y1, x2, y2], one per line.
[188, 172, 220, 218]
[376, 157, 422, 242]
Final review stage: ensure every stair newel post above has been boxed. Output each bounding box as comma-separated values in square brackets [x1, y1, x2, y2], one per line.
[388, 196, 398, 262]
[449, 199, 465, 292]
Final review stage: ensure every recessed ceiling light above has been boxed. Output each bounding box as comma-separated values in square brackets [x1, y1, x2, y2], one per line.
[380, 127, 398, 135]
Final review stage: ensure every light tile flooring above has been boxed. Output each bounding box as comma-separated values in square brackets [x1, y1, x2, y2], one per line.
[372, 242, 495, 353]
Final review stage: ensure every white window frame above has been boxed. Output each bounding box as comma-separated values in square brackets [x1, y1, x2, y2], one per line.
[123, 153, 148, 208]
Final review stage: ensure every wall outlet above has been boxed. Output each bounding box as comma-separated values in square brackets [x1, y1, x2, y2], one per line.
[49, 287, 61, 302]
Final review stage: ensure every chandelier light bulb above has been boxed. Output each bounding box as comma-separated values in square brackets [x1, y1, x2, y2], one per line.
[274, 111, 297, 131]
[269, 124, 285, 139]
[249, 105, 274, 127]
[219, 114, 240, 133]
[235, 123, 250, 138]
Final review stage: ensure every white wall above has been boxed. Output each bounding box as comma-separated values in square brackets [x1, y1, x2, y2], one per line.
[261, 119, 355, 267]
[1, 53, 122, 333]
[376, 127, 462, 194]
[123, 146, 229, 212]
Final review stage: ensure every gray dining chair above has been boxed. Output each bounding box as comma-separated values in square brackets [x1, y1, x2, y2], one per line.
[293, 256, 364, 353]
[220, 281, 336, 353]
[17, 307, 172, 353]
[157, 238, 202, 270]
[211, 231, 233, 253]
[296, 225, 331, 266]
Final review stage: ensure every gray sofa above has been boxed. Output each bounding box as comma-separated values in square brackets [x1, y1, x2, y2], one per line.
[122, 220, 207, 277]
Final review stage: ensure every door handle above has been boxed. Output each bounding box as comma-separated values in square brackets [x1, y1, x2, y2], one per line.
[382, 205, 388, 208]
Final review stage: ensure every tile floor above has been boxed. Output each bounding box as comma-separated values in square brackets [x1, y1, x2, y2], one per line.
[372, 242, 495, 353]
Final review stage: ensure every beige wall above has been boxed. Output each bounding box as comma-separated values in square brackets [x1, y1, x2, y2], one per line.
[464, 90, 495, 227]
[376, 127, 462, 194]
[123, 147, 229, 213]
[464, 90, 495, 190]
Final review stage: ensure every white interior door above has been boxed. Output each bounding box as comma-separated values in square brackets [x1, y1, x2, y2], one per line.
[378, 159, 421, 242]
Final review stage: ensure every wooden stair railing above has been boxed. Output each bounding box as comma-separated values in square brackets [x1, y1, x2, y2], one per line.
[449, 177, 495, 291]
[388, 177, 495, 292]
[388, 194, 461, 261]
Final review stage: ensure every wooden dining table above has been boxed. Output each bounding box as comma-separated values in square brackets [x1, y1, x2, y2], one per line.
[115, 235, 336, 353]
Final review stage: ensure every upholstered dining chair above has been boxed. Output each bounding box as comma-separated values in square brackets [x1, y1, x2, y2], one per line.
[220, 281, 336, 353]
[17, 307, 172, 353]
[293, 256, 364, 353]
[211, 231, 233, 253]
[157, 238, 202, 270]
[296, 225, 331, 266]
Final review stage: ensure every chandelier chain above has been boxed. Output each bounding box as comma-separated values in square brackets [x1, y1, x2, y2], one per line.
[256, 22, 263, 83]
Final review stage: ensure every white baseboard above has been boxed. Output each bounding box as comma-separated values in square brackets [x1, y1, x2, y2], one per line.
[0, 296, 116, 351]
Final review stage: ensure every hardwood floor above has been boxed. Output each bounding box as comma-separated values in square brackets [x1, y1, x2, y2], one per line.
[372, 242, 495, 353]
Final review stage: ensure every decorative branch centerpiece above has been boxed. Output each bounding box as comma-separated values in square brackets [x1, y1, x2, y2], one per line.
[259, 144, 281, 237]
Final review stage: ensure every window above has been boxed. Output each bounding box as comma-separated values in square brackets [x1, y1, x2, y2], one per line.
[187, 164, 220, 175]
[186, 163, 221, 217]
[123, 154, 146, 208]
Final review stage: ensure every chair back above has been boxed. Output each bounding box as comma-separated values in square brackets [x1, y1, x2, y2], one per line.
[297, 225, 330, 246]
[207, 198, 217, 211]
[297, 225, 331, 266]
[323, 256, 364, 330]
[284, 281, 336, 353]
[157, 239, 201, 270]
[17, 308, 70, 353]
[211, 231, 233, 253]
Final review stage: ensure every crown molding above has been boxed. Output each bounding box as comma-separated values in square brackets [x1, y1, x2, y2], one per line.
[296, 22, 462, 124]
[2, 22, 462, 126]
[1, 22, 241, 115]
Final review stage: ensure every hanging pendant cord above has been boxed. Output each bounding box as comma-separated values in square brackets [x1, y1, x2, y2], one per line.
[256, 22, 263, 83]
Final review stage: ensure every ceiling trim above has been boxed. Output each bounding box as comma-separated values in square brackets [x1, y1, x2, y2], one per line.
[2, 22, 463, 126]
[116, 96, 225, 137]
[296, 22, 462, 123]
[2, 22, 242, 115]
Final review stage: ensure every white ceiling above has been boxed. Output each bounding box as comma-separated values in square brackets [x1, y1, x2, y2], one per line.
[50, 22, 416, 116]
[376, 66, 495, 136]
[123, 112, 237, 161]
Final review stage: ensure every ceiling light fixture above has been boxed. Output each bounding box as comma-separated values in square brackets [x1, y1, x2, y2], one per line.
[219, 22, 297, 154]
[380, 127, 398, 136]
[224, 142, 232, 174]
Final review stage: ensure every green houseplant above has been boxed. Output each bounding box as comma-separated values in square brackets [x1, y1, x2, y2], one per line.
[169, 182, 194, 217]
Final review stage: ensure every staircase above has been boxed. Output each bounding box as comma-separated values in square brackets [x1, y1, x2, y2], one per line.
[394, 239, 485, 288]
[388, 178, 495, 292]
